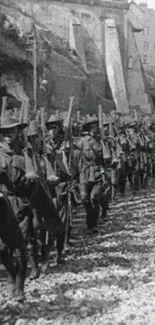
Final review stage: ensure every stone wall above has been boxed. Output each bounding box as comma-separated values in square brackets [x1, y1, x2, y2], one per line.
[127, 23, 153, 114]
[0, 0, 131, 113]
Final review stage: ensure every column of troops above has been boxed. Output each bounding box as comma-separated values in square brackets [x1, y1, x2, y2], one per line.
[0, 100, 155, 302]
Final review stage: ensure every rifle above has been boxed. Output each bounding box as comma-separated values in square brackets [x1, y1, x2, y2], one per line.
[1, 96, 7, 124]
[63, 96, 74, 246]
[98, 105, 110, 160]
[55, 96, 74, 178]
[21, 100, 38, 180]
[77, 110, 80, 123]
[40, 106, 59, 183]
[64, 96, 74, 145]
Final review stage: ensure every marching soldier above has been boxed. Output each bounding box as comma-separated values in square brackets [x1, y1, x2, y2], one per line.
[26, 120, 41, 279]
[78, 116, 105, 234]
[0, 115, 29, 302]
[45, 114, 71, 264]
[26, 118, 64, 274]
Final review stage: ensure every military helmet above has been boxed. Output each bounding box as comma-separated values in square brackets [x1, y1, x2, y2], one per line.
[46, 114, 63, 127]
[127, 121, 138, 130]
[27, 120, 39, 137]
[0, 116, 27, 132]
[82, 116, 98, 130]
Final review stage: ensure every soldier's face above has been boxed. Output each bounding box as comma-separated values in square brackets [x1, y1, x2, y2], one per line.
[48, 124, 60, 139]
[30, 135, 41, 152]
[90, 123, 98, 136]
[3, 127, 18, 144]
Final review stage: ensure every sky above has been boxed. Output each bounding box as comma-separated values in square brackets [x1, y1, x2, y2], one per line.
[132, 0, 155, 9]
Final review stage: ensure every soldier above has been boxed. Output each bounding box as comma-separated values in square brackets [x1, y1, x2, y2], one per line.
[0, 115, 29, 302]
[45, 114, 71, 264]
[125, 121, 139, 192]
[26, 120, 41, 280]
[26, 119, 63, 273]
[78, 116, 104, 234]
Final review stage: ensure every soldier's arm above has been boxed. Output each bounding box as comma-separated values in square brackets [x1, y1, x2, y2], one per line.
[11, 155, 25, 186]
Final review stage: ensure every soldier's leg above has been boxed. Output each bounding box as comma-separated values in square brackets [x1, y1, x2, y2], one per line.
[56, 196, 67, 264]
[28, 239, 39, 280]
[56, 229, 66, 265]
[127, 168, 133, 189]
[100, 190, 110, 220]
[66, 194, 72, 246]
[14, 214, 29, 301]
[90, 183, 101, 231]
[82, 183, 99, 233]
[27, 211, 40, 280]
[139, 168, 144, 188]
[0, 239, 16, 296]
[118, 166, 127, 196]
[0, 198, 26, 300]
[133, 170, 139, 192]
[40, 230, 53, 273]
[80, 183, 91, 230]
[152, 158, 155, 177]
[14, 246, 27, 302]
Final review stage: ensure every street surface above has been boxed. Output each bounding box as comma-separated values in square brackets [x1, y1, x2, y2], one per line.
[1, 182, 155, 325]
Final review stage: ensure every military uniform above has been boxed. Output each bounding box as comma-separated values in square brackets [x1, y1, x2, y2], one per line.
[45, 114, 71, 264]
[24, 120, 41, 280]
[78, 116, 104, 233]
[0, 116, 28, 302]
[25, 119, 63, 273]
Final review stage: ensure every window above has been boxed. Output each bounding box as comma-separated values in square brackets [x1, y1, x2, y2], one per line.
[144, 41, 148, 51]
[143, 55, 148, 64]
[128, 55, 134, 69]
[143, 27, 149, 35]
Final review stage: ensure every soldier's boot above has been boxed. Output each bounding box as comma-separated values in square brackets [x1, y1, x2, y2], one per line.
[0, 248, 16, 297]
[41, 244, 51, 274]
[133, 172, 139, 193]
[101, 192, 110, 221]
[152, 163, 155, 178]
[14, 248, 27, 303]
[56, 233, 65, 265]
[128, 171, 133, 190]
[86, 204, 99, 235]
[101, 204, 108, 221]
[28, 245, 39, 280]
[65, 225, 75, 248]
[143, 169, 148, 187]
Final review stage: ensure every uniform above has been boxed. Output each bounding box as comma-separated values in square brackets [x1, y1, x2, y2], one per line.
[45, 114, 71, 264]
[25, 119, 63, 273]
[78, 117, 104, 233]
[0, 116, 28, 302]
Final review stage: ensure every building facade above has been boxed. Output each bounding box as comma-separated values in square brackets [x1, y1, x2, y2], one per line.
[134, 1, 155, 76]
[126, 1, 154, 113]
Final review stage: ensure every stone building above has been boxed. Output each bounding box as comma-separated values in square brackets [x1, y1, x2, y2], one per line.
[127, 1, 155, 112]
[0, 0, 154, 114]
[133, 1, 155, 76]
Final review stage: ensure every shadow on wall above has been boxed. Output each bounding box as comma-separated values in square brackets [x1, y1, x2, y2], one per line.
[0, 9, 113, 115]
[46, 25, 113, 114]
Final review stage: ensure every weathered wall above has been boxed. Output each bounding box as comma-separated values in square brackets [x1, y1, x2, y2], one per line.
[105, 19, 128, 113]
[15, 0, 128, 96]
[0, 0, 129, 113]
[134, 5, 155, 76]
[127, 23, 153, 114]
[50, 0, 129, 74]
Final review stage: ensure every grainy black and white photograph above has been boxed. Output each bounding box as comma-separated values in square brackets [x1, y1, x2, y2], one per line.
[0, 0, 155, 324]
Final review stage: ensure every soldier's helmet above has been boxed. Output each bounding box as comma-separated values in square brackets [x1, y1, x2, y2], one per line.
[46, 114, 63, 127]
[27, 120, 39, 137]
[82, 116, 98, 132]
[0, 116, 27, 132]
[127, 121, 138, 131]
